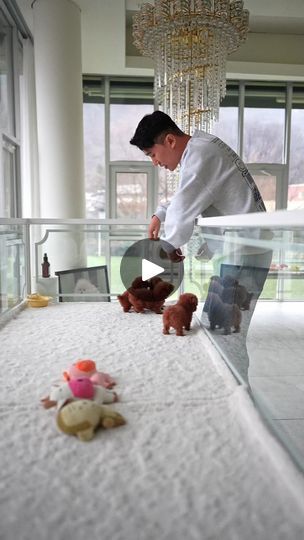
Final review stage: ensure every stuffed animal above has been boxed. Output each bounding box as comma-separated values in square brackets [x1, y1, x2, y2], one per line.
[118, 276, 174, 314]
[41, 378, 117, 410]
[56, 400, 126, 441]
[163, 293, 198, 336]
[207, 292, 241, 335]
[63, 359, 116, 389]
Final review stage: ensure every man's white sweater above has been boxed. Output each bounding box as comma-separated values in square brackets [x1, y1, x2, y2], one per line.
[154, 130, 266, 249]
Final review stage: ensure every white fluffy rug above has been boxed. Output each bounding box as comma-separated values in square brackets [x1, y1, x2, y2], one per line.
[1, 302, 304, 540]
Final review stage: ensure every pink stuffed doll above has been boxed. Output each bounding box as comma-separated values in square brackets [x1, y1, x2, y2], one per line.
[41, 377, 118, 410]
[63, 359, 116, 389]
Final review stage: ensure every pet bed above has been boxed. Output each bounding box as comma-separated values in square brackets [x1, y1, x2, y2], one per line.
[1, 302, 304, 540]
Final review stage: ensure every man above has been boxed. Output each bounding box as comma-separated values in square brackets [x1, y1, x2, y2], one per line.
[130, 110, 266, 262]
[130, 110, 272, 383]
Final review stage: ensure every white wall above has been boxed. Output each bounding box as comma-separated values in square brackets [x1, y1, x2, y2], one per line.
[17, 0, 153, 76]
[80, 0, 152, 76]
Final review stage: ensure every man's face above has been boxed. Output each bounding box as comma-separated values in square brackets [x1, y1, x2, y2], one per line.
[144, 134, 180, 171]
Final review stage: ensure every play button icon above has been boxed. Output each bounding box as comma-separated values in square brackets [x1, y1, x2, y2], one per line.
[120, 238, 184, 295]
[142, 259, 164, 281]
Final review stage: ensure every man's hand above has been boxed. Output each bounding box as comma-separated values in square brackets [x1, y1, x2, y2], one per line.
[148, 215, 161, 240]
[168, 248, 185, 262]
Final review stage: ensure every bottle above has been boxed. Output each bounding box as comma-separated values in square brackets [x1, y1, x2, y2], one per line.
[42, 253, 50, 278]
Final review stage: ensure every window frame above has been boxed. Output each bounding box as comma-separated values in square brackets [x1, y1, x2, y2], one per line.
[0, 2, 23, 218]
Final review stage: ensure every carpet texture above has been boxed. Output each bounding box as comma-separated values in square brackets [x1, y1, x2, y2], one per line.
[1, 302, 304, 540]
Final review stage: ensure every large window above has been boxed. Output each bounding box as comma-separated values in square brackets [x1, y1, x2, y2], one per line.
[83, 79, 105, 218]
[0, 13, 14, 135]
[243, 84, 286, 164]
[211, 84, 238, 152]
[109, 79, 153, 162]
[83, 77, 154, 218]
[0, 6, 23, 218]
[83, 78, 304, 217]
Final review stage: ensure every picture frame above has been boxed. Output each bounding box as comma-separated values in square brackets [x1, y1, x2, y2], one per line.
[55, 265, 110, 302]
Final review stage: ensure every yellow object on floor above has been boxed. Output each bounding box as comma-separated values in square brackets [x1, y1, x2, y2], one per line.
[27, 293, 52, 308]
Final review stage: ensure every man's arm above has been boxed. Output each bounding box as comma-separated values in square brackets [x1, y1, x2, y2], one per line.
[159, 140, 223, 251]
[162, 173, 215, 249]
[148, 201, 170, 240]
[148, 215, 161, 240]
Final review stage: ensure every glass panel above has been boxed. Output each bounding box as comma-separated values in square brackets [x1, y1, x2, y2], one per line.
[110, 104, 153, 161]
[110, 239, 133, 295]
[0, 12, 14, 135]
[212, 107, 238, 152]
[1, 141, 16, 217]
[288, 91, 304, 210]
[251, 173, 276, 212]
[188, 219, 304, 469]
[115, 172, 147, 219]
[29, 222, 148, 300]
[243, 85, 285, 163]
[83, 102, 105, 218]
[0, 224, 26, 313]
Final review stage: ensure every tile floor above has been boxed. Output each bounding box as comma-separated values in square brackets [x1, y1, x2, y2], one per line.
[199, 300, 304, 468]
[248, 302, 304, 467]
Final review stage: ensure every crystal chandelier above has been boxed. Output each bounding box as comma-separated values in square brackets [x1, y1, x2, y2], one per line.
[133, 0, 249, 134]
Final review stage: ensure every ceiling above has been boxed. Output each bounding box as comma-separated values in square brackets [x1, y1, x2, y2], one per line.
[17, 0, 304, 41]
[125, 0, 304, 36]
[15, 0, 304, 79]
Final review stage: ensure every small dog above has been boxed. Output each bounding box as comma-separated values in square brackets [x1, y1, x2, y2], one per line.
[117, 276, 174, 314]
[203, 275, 224, 313]
[117, 276, 150, 312]
[117, 290, 132, 312]
[207, 292, 241, 335]
[163, 293, 198, 336]
[128, 280, 174, 314]
[221, 275, 253, 311]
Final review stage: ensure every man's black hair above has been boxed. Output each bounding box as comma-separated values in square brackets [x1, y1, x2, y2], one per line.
[130, 110, 183, 150]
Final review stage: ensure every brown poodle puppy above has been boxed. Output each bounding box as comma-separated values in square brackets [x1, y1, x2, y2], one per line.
[117, 290, 132, 312]
[117, 276, 150, 312]
[163, 293, 198, 336]
[128, 280, 174, 313]
[117, 276, 174, 314]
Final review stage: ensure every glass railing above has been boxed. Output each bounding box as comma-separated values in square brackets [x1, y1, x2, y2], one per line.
[28, 219, 149, 300]
[1, 211, 304, 470]
[193, 209, 304, 470]
[0, 219, 27, 317]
